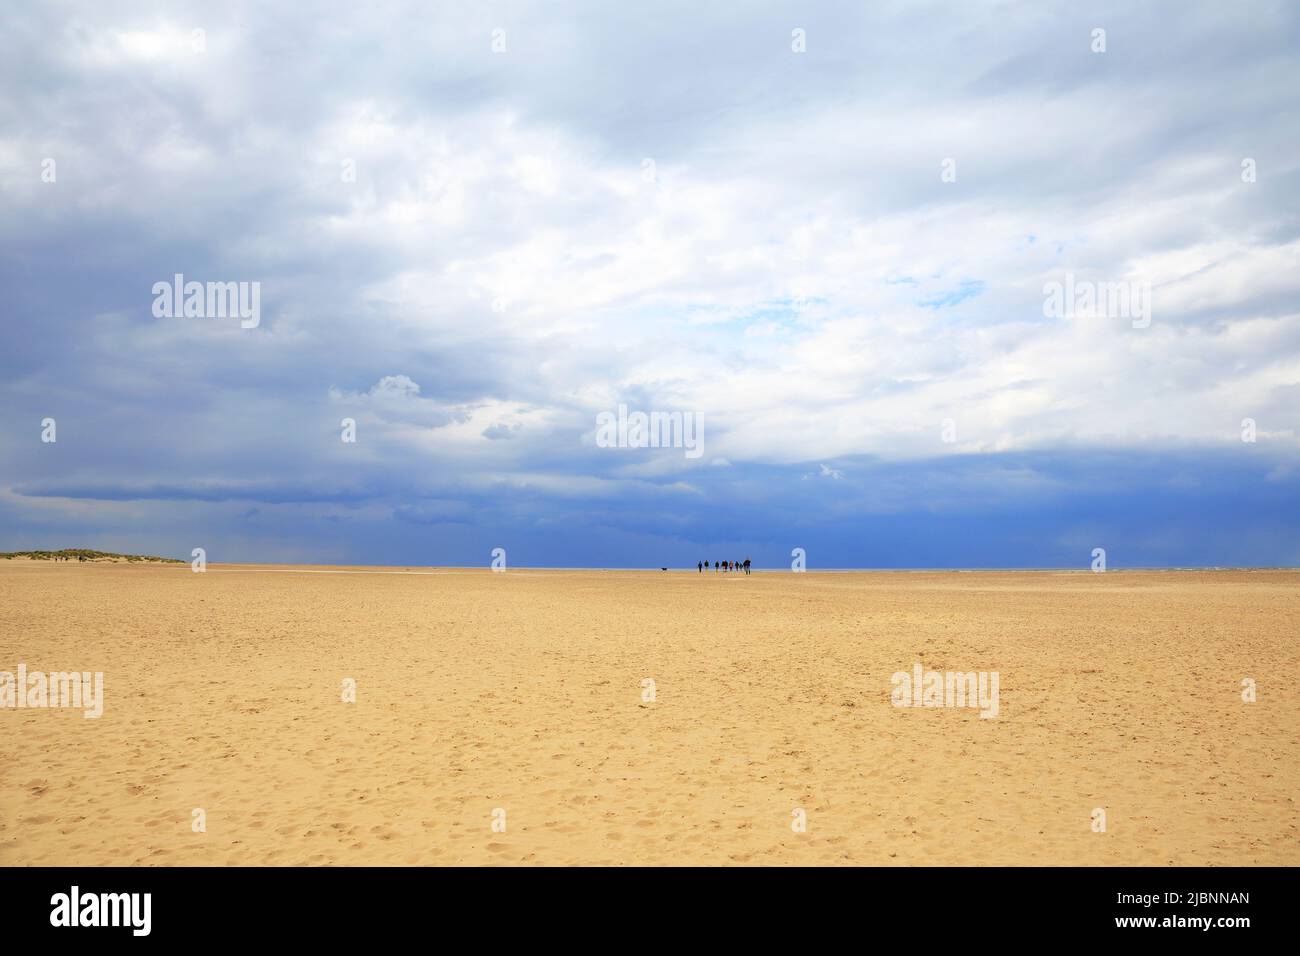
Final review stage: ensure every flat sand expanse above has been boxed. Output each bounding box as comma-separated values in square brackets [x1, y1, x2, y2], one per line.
[2, 563, 1296, 866]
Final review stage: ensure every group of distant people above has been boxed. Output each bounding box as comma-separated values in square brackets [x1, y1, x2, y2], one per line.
[699, 559, 750, 575]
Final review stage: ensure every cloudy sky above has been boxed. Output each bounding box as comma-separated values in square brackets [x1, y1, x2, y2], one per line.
[2, 1, 1297, 568]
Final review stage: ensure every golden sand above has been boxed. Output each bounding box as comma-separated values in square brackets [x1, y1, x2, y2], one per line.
[1, 562, 1296, 866]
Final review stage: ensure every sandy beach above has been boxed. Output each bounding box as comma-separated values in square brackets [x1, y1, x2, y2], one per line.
[1, 561, 1296, 866]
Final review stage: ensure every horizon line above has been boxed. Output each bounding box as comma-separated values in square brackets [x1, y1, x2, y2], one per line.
[146, 562, 1300, 572]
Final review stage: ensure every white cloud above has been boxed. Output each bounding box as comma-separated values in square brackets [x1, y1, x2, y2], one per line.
[1, 0, 1296, 524]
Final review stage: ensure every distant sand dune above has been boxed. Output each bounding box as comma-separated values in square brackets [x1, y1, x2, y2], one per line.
[1, 563, 1296, 866]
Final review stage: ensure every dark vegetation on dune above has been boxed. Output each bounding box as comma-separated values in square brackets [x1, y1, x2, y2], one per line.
[0, 549, 183, 563]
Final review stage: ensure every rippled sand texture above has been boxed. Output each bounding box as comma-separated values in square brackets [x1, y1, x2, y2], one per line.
[1, 563, 1296, 865]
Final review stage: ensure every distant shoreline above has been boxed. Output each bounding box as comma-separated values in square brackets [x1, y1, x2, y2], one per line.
[7, 560, 1292, 573]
